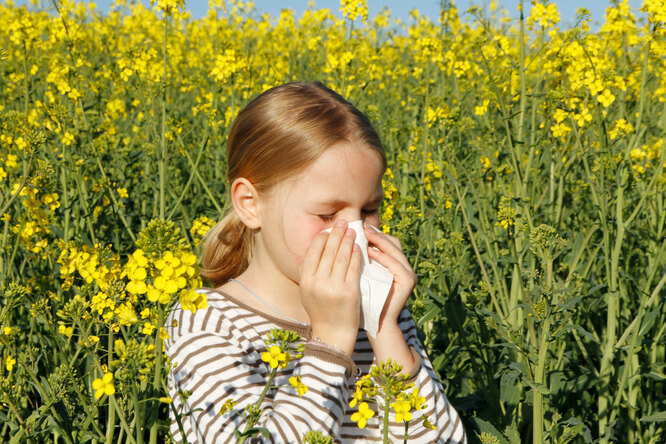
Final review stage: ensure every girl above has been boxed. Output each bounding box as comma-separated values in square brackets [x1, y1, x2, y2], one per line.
[165, 82, 466, 443]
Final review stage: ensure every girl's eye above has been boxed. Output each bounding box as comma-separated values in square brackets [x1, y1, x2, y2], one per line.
[362, 209, 379, 217]
[318, 214, 335, 222]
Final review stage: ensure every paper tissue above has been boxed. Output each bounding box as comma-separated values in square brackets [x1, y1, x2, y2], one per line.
[323, 220, 394, 337]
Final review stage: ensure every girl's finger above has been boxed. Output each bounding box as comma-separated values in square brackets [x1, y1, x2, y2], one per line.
[318, 219, 348, 274]
[364, 223, 411, 270]
[300, 231, 329, 277]
[345, 243, 362, 283]
[367, 243, 408, 276]
[331, 228, 355, 282]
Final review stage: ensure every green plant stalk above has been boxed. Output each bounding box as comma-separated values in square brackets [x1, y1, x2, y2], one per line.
[403, 421, 409, 444]
[159, 13, 168, 220]
[382, 395, 390, 444]
[133, 385, 143, 444]
[111, 395, 137, 444]
[22, 43, 29, 115]
[452, 181, 505, 318]
[95, 157, 136, 242]
[6, 398, 33, 444]
[533, 258, 553, 444]
[237, 367, 278, 444]
[598, 173, 625, 440]
[149, 308, 167, 444]
[106, 326, 117, 442]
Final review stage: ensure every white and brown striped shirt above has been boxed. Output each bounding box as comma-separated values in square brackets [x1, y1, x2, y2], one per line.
[165, 288, 466, 443]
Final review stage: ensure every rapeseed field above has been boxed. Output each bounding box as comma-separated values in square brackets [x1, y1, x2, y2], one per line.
[0, 0, 664, 442]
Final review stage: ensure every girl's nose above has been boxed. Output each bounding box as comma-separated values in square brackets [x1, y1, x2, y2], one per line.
[338, 210, 362, 222]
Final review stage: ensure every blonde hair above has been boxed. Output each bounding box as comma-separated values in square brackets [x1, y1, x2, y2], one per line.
[201, 82, 386, 287]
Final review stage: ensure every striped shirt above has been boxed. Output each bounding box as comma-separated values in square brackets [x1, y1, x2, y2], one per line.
[165, 288, 466, 443]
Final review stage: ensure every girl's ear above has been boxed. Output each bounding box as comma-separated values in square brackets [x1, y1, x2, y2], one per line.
[230, 178, 261, 230]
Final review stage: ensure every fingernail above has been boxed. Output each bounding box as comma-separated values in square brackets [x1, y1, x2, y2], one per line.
[336, 219, 346, 228]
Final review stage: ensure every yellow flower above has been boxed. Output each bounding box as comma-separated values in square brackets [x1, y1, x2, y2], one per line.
[59, 324, 74, 337]
[391, 397, 412, 423]
[142, 322, 156, 335]
[159, 328, 169, 340]
[179, 288, 208, 313]
[62, 131, 75, 146]
[5, 355, 16, 371]
[349, 386, 364, 408]
[117, 187, 128, 198]
[421, 414, 437, 430]
[474, 99, 490, 116]
[159, 397, 173, 403]
[350, 402, 375, 429]
[219, 398, 237, 415]
[597, 89, 615, 107]
[2, 326, 11, 335]
[5, 154, 18, 169]
[340, 0, 368, 23]
[261, 345, 290, 369]
[92, 372, 115, 399]
[408, 387, 427, 411]
[289, 375, 308, 397]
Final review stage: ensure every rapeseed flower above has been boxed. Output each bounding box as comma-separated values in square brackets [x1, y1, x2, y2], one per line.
[261, 345, 290, 369]
[391, 396, 412, 422]
[5, 355, 16, 371]
[350, 402, 375, 428]
[289, 375, 308, 397]
[92, 372, 115, 399]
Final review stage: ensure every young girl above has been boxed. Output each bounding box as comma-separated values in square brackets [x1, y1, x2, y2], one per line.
[165, 82, 466, 443]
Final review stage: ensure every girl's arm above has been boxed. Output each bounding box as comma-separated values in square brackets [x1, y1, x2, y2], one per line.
[363, 224, 466, 442]
[378, 308, 467, 443]
[166, 314, 354, 443]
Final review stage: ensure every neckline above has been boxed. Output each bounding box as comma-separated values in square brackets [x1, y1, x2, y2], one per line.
[204, 287, 312, 337]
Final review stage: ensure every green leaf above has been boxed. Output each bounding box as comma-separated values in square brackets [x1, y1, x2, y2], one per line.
[9, 428, 24, 444]
[416, 304, 440, 327]
[471, 418, 509, 444]
[499, 370, 521, 407]
[640, 411, 666, 422]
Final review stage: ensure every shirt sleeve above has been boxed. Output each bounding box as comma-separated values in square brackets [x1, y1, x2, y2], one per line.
[382, 309, 467, 443]
[166, 329, 354, 443]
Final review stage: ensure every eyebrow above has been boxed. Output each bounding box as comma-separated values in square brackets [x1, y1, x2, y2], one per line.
[314, 194, 384, 208]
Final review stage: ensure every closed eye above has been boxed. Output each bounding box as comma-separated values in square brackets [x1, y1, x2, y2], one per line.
[318, 214, 336, 222]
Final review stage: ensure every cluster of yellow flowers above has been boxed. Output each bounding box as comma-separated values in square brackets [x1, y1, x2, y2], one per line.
[189, 215, 216, 246]
[10, 178, 60, 255]
[348, 360, 435, 432]
[124, 248, 202, 310]
[340, 0, 368, 23]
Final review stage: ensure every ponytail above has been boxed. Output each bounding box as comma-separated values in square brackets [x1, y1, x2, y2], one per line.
[200, 210, 253, 287]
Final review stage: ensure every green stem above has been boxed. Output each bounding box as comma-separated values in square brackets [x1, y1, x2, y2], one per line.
[238, 368, 278, 444]
[383, 396, 390, 444]
[106, 326, 116, 442]
[533, 258, 553, 444]
[133, 385, 143, 444]
[149, 309, 167, 444]
[159, 13, 168, 220]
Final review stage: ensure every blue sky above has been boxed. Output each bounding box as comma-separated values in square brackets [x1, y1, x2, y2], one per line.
[16, 1, 647, 27]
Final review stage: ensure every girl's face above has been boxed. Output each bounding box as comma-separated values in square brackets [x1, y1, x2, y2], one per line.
[256, 140, 384, 285]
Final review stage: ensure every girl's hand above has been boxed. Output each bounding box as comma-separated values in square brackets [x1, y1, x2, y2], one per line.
[364, 222, 417, 332]
[299, 219, 362, 355]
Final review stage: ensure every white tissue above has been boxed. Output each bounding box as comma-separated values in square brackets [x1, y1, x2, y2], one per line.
[323, 220, 394, 338]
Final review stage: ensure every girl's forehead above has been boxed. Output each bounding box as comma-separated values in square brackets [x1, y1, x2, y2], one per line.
[292, 146, 384, 200]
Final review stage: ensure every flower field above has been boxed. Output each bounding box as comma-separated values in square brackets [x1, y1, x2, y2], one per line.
[1, 0, 665, 442]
